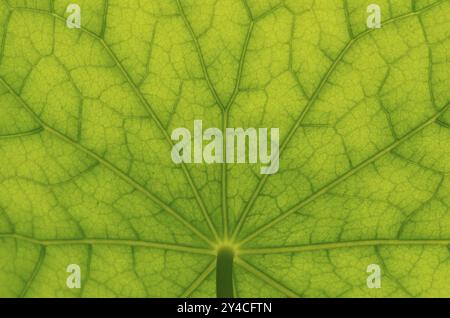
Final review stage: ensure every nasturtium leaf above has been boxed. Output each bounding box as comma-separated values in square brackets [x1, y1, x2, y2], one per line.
[0, 0, 450, 298]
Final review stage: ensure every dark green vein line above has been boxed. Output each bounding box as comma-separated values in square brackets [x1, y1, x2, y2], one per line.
[412, 0, 417, 12]
[436, 119, 450, 129]
[0, 233, 215, 255]
[242, 0, 253, 20]
[417, 13, 438, 110]
[0, 127, 43, 139]
[253, 3, 284, 22]
[239, 104, 450, 246]
[0, 10, 11, 66]
[181, 261, 216, 298]
[19, 246, 46, 298]
[100, 0, 109, 38]
[235, 258, 300, 297]
[397, 175, 444, 237]
[231, 1, 444, 241]
[220, 16, 254, 240]
[176, 0, 225, 110]
[232, 272, 239, 298]
[9, 6, 219, 243]
[225, 20, 254, 110]
[79, 245, 92, 297]
[343, 0, 354, 39]
[374, 246, 414, 297]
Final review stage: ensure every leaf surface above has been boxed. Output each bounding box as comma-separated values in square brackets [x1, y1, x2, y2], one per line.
[0, 0, 449, 297]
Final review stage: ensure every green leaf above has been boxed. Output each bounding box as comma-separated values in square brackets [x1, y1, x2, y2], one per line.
[0, 0, 449, 298]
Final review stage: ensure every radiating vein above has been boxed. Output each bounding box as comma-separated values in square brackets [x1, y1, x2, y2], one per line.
[239, 239, 450, 255]
[436, 119, 450, 129]
[343, 0, 354, 39]
[19, 246, 46, 298]
[0, 233, 215, 255]
[225, 20, 254, 110]
[0, 10, 10, 66]
[221, 110, 229, 239]
[176, 0, 225, 110]
[100, 0, 109, 38]
[235, 258, 300, 297]
[180, 261, 216, 297]
[219, 18, 254, 240]
[79, 245, 92, 297]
